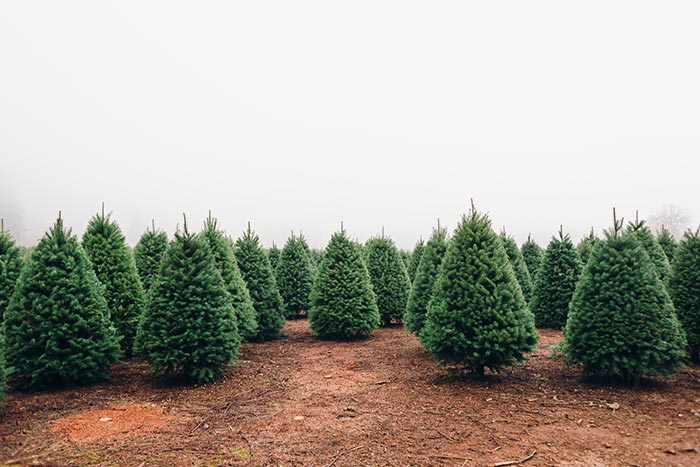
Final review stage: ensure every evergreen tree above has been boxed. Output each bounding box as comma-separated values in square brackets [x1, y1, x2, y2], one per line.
[0, 332, 6, 402]
[309, 249, 324, 271]
[276, 233, 314, 318]
[627, 219, 671, 283]
[134, 222, 168, 293]
[500, 231, 533, 302]
[4, 215, 120, 390]
[267, 243, 281, 271]
[520, 234, 544, 280]
[0, 223, 23, 321]
[421, 209, 538, 376]
[669, 230, 700, 361]
[530, 229, 582, 329]
[404, 225, 448, 335]
[200, 214, 259, 342]
[565, 215, 686, 382]
[234, 224, 285, 341]
[657, 226, 677, 264]
[82, 207, 146, 356]
[407, 239, 425, 282]
[400, 250, 411, 270]
[308, 230, 380, 338]
[364, 234, 411, 326]
[135, 219, 239, 383]
[576, 229, 600, 265]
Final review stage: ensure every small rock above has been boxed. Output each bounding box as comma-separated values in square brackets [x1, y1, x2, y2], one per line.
[294, 416, 305, 421]
[606, 402, 621, 411]
[324, 375, 333, 379]
[99, 417, 112, 422]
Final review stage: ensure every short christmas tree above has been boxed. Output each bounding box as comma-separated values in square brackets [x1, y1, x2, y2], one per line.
[420, 207, 538, 376]
[576, 228, 600, 265]
[520, 234, 544, 280]
[627, 217, 671, 283]
[308, 229, 380, 338]
[656, 226, 677, 264]
[500, 231, 533, 302]
[364, 233, 411, 326]
[267, 243, 281, 271]
[4, 215, 120, 390]
[0, 221, 23, 321]
[669, 230, 700, 361]
[530, 228, 582, 329]
[276, 233, 314, 318]
[134, 221, 169, 292]
[407, 239, 425, 282]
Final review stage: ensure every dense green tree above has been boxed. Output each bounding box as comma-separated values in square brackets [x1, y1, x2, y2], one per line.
[4, 215, 120, 390]
[267, 243, 281, 271]
[200, 215, 259, 341]
[365, 235, 411, 326]
[400, 250, 411, 270]
[530, 230, 582, 329]
[0, 332, 5, 402]
[0, 226, 23, 321]
[407, 239, 425, 282]
[235, 224, 285, 341]
[520, 234, 544, 280]
[135, 220, 239, 383]
[82, 208, 146, 356]
[500, 231, 533, 302]
[669, 230, 700, 361]
[565, 219, 686, 382]
[421, 210, 538, 376]
[134, 223, 168, 292]
[309, 249, 324, 272]
[404, 226, 448, 335]
[657, 226, 677, 264]
[576, 229, 600, 265]
[276, 234, 314, 318]
[308, 230, 380, 338]
[627, 219, 671, 283]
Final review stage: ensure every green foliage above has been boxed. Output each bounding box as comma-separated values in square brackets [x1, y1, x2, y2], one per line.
[400, 250, 411, 270]
[276, 234, 314, 318]
[520, 235, 543, 280]
[420, 211, 538, 375]
[82, 209, 146, 356]
[500, 232, 533, 302]
[656, 226, 677, 264]
[0, 229, 23, 322]
[530, 230, 582, 329]
[134, 225, 168, 292]
[4, 216, 120, 390]
[407, 239, 425, 282]
[0, 332, 6, 402]
[564, 227, 686, 382]
[308, 249, 324, 272]
[669, 230, 700, 361]
[364, 235, 411, 326]
[404, 226, 448, 335]
[267, 244, 281, 271]
[308, 231, 380, 338]
[627, 220, 671, 283]
[135, 224, 240, 383]
[200, 215, 259, 342]
[234, 225, 285, 341]
[576, 229, 600, 265]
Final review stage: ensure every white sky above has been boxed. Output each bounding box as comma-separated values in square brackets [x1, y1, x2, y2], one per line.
[1, 1, 698, 249]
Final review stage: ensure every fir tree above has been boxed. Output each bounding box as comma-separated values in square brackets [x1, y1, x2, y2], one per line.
[308, 229, 380, 338]
[309, 249, 324, 271]
[234, 224, 285, 341]
[576, 229, 600, 265]
[0, 222, 23, 322]
[657, 226, 677, 264]
[564, 213, 686, 382]
[407, 239, 425, 282]
[421, 209, 538, 376]
[267, 243, 281, 271]
[400, 250, 411, 270]
[669, 230, 700, 361]
[627, 218, 671, 283]
[521, 234, 544, 280]
[276, 233, 314, 319]
[135, 218, 239, 383]
[500, 231, 533, 302]
[200, 214, 258, 342]
[0, 332, 6, 402]
[82, 207, 146, 356]
[134, 222, 168, 293]
[364, 233, 411, 326]
[530, 228, 582, 329]
[404, 225, 448, 335]
[4, 215, 120, 390]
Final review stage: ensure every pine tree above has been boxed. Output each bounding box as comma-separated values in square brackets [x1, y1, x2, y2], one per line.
[364, 233, 411, 326]
[565, 214, 686, 382]
[308, 230, 380, 338]
[576, 229, 600, 265]
[421, 209, 538, 376]
[267, 243, 281, 271]
[135, 218, 239, 383]
[669, 230, 700, 362]
[404, 225, 448, 335]
[134, 222, 168, 293]
[530, 229, 582, 329]
[407, 239, 425, 282]
[276, 233, 314, 319]
[500, 231, 533, 302]
[234, 224, 285, 341]
[627, 218, 671, 283]
[200, 214, 259, 342]
[657, 226, 677, 264]
[400, 250, 411, 270]
[0, 222, 23, 322]
[82, 207, 146, 356]
[520, 234, 544, 280]
[4, 215, 120, 390]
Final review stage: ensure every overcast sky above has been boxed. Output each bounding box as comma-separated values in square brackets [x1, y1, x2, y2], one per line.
[1, 2, 698, 249]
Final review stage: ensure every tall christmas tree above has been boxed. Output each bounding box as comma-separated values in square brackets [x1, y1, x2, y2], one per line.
[565, 212, 686, 382]
[421, 208, 538, 376]
[234, 224, 285, 341]
[276, 233, 314, 319]
[407, 239, 425, 282]
[500, 231, 533, 302]
[0, 221, 23, 322]
[364, 233, 411, 326]
[267, 243, 281, 271]
[135, 217, 239, 383]
[134, 221, 168, 293]
[308, 229, 380, 338]
[656, 226, 677, 264]
[404, 224, 448, 335]
[669, 230, 700, 361]
[82, 206, 146, 356]
[200, 214, 259, 342]
[530, 228, 582, 329]
[627, 218, 671, 283]
[520, 234, 544, 280]
[576, 228, 600, 265]
[4, 215, 120, 390]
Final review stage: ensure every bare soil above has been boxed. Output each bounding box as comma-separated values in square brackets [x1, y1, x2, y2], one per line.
[1, 320, 699, 466]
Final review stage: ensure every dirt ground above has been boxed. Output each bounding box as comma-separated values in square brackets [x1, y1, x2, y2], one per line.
[1, 320, 699, 467]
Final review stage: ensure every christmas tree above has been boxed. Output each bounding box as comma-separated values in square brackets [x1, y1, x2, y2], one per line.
[656, 226, 677, 264]
[134, 221, 168, 293]
[364, 232, 411, 326]
[0, 332, 6, 402]
[407, 239, 425, 282]
[276, 233, 314, 318]
[669, 230, 700, 361]
[308, 229, 380, 338]
[627, 218, 671, 283]
[576, 228, 600, 265]
[500, 231, 533, 302]
[0, 221, 23, 321]
[421, 208, 537, 376]
[4, 215, 120, 390]
[267, 243, 281, 271]
[520, 234, 544, 280]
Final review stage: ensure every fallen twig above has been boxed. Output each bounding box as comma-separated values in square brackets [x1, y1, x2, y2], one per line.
[494, 449, 537, 467]
[429, 454, 471, 461]
[323, 444, 366, 467]
[436, 429, 456, 442]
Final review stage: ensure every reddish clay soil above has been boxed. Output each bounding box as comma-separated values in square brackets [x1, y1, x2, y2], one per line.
[1, 320, 699, 466]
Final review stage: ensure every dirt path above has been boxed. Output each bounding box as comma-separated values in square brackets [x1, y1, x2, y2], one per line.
[1, 320, 699, 466]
